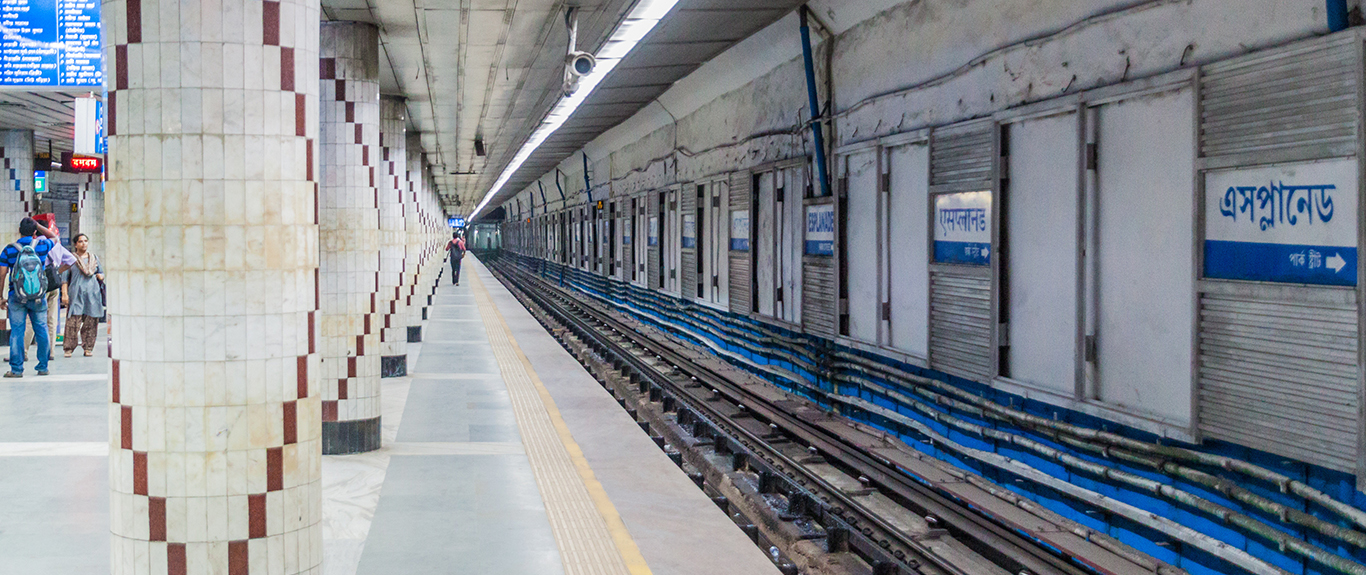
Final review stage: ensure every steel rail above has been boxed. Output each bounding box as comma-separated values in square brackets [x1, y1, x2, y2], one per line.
[489, 258, 1103, 575]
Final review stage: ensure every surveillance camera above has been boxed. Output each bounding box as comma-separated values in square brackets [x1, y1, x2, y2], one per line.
[567, 51, 596, 77]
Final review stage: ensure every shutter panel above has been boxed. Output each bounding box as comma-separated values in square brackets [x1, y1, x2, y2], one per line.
[1196, 35, 1363, 473]
[928, 121, 996, 381]
[729, 171, 752, 315]
[1200, 34, 1358, 162]
[1198, 290, 1358, 472]
[803, 246, 838, 336]
[681, 186, 698, 299]
[648, 192, 662, 291]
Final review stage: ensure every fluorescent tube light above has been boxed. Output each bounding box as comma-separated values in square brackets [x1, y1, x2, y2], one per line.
[468, 0, 681, 221]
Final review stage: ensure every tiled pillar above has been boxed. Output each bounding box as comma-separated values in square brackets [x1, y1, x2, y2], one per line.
[0, 129, 33, 340]
[318, 21, 381, 454]
[378, 97, 407, 377]
[404, 142, 427, 338]
[103, 0, 323, 573]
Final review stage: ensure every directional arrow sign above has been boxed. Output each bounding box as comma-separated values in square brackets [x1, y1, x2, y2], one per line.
[1329, 252, 1347, 273]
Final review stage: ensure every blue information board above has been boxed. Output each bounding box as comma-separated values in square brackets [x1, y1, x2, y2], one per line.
[0, 0, 102, 88]
[448, 217, 466, 228]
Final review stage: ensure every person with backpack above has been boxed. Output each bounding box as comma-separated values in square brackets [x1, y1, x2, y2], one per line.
[0, 217, 65, 377]
[447, 232, 467, 285]
[24, 219, 75, 361]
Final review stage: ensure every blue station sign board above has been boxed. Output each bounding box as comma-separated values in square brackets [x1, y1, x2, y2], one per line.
[448, 216, 466, 228]
[1204, 159, 1357, 286]
[730, 210, 749, 251]
[805, 204, 834, 256]
[933, 191, 991, 266]
[0, 0, 103, 88]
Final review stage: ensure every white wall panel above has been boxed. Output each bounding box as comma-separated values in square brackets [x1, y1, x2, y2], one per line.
[846, 151, 880, 342]
[888, 143, 930, 358]
[1007, 112, 1080, 395]
[756, 172, 776, 316]
[779, 167, 804, 324]
[1095, 88, 1195, 424]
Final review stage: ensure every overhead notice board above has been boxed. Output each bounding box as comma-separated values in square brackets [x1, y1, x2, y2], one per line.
[1204, 159, 1358, 286]
[0, 0, 103, 88]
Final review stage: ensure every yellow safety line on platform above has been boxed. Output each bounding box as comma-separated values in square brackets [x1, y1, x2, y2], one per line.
[469, 267, 653, 575]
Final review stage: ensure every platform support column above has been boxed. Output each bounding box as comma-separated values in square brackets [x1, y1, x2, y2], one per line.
[103, 0, 324, 572]
[319, 21, 383, 454]
[404, 134, 425, 343]
[379, 97, 408, 377]
[0, 129, 33, 342]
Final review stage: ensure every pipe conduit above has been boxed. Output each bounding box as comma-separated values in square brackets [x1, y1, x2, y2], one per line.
[830, 368, 1366, 575]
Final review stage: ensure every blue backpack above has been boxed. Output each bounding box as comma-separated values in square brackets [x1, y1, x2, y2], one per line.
[9, 241, 46, 303]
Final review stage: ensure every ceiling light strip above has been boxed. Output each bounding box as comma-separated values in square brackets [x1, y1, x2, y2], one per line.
[469, 0, 681, 220]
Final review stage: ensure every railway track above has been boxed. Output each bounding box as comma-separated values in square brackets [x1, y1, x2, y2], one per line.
[487, 257, 1173, 575]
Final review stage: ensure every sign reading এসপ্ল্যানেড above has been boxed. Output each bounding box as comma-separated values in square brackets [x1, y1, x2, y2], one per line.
[648, 216, 659, 247]
[806, 204, 835, 256]
[0, 0, 102, 87]
[681, 214, 697, 248]
[934, 191, 992, 265]
[730, 210, 750, 251]
[1204, 158, 1358, 286]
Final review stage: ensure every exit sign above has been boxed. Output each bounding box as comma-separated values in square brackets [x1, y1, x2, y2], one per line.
[34, 171, 45, 193]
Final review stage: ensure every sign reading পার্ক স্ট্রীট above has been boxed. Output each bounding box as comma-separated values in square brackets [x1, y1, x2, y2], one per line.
[1204, 158, 1358, 287]
[933, 191, 991, 266]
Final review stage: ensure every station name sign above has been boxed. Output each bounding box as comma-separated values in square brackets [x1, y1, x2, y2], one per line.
[933, 191, 991, 266]
[1204, 159, 1357, 287]
[0, 0, 103, 88]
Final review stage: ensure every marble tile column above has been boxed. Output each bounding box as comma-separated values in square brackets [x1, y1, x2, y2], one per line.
[77, 174, 105, 255]
[378, 97, 407, 377]
[404, 143, 428, 337]
[102, 0, 323, 573]
[318, 21, 381, 454]
[0, 129, 33, 340]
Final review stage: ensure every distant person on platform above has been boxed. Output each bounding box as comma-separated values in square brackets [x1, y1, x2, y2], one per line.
[0, 217, 66, 377]
[448, 232, 467, 285]
[61, 233, 103, 357]
[26, 221, 75, 361]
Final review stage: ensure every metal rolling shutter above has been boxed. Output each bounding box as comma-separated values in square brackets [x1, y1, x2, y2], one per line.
[681, 186, 698, 299]
[1198, 290, 1358, 471]
[1196, 33, 1362, 473]
[803, 248, 837, 336]
[929, 271, 993, 379]
[729, 171, 752, 315]
[648, 192, 662, 291]
[928, 121, 996, 382]
[1200, 34, 1358, 162]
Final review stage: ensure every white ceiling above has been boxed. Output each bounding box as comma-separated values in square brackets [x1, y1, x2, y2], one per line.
[325, 0, 807, 216]
[0, 1, 806, 214]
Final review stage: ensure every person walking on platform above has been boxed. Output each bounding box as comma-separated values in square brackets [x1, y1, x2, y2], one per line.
[61, 234, 103, 357]
[447, 232, 467, 285]
[0, 217, 64, 377]
[26, 219, 74, 361]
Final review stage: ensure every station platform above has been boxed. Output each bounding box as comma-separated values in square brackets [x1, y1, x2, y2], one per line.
[0, 256, 780, 575]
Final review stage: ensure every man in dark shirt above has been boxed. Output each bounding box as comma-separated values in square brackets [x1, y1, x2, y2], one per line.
[0, 217, 63, 377]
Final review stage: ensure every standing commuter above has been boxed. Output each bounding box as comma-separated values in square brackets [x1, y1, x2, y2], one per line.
[0, 217, 64, 377]
[448, 232, 467, 285]
[26, 220, 74, 361]
[61, 233, 103, 357]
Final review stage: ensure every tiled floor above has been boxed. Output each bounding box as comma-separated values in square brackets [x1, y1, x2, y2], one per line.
[0, 258, 780, 575]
